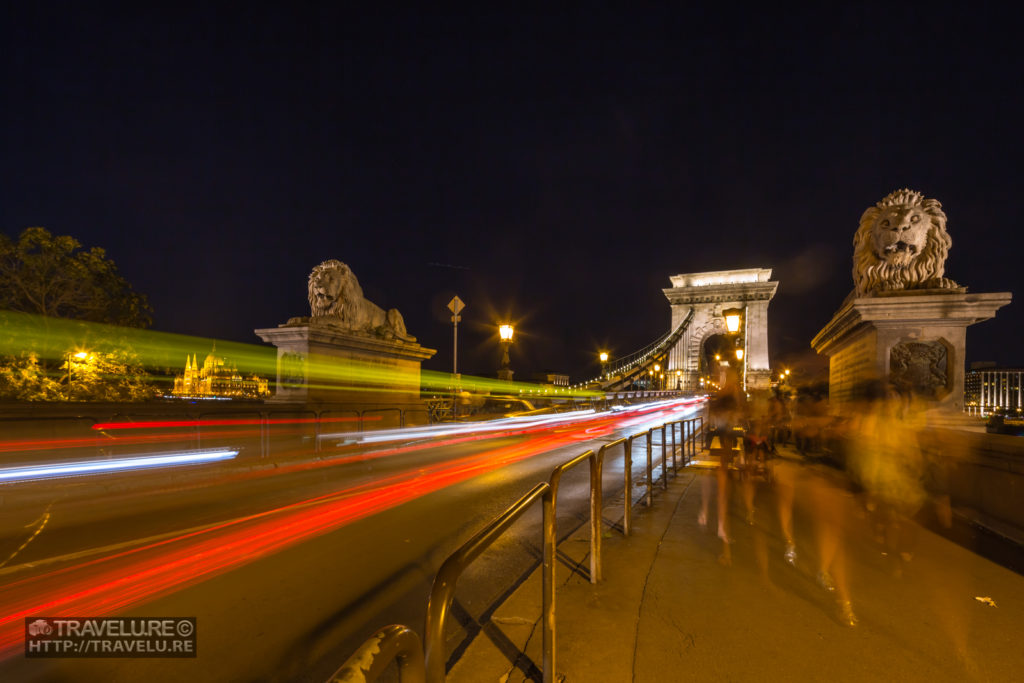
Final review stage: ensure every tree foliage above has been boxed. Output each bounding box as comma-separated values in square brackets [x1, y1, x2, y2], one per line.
[0, 227, 152, 328]
[0, 350, 159, 402]
[0, 228, 157, 402]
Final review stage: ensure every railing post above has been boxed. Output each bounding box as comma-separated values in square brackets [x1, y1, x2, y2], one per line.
[660, 424, 668, 489]
[623, 438, 633, 535]
[589, 451, 602, 584]
[684, 420, 690, 463]
[261, 412, 269, 458]
[542, 485, 556, 683]
[645, 429, 653, 506]
[671, 421, 678, 471]
[313, 411, 321, 454]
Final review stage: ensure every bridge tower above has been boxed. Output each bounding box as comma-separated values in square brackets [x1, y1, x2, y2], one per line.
[663, 269, 778, 392]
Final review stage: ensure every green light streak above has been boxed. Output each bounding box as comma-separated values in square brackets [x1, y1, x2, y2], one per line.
[0, 312, 602, 398]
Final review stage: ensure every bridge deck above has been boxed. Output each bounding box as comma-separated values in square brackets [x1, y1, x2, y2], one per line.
[450, 444, 1024, 682]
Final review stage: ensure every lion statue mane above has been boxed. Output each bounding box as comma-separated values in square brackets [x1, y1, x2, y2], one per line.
[307, 259, 414, 341]
[852, 188, 960, 297]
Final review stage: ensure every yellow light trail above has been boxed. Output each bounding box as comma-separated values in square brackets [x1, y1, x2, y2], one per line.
[0, 312, 602, 398]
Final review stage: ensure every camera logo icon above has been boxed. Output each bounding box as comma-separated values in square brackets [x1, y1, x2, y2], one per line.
[28, 619, 52, 637]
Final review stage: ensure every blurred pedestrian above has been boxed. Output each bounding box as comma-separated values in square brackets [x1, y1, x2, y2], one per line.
[846, 382, 925, 578]
[705, 371, 745, 564]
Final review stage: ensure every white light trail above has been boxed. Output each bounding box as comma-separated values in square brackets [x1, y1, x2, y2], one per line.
[0, 449, 239, 483]
[323, 409, 599, 444]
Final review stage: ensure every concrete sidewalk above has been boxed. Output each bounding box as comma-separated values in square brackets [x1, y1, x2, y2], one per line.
[450, 446, 1024, 682]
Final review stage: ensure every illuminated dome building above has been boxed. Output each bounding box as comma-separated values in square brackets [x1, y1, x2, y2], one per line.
[172, 348, 270, 399]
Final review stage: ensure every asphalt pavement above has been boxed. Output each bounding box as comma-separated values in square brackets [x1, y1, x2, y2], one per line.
[449, 444, 1024, 682]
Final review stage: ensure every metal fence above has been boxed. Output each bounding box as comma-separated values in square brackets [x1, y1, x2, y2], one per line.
[330, 413, 705, 682]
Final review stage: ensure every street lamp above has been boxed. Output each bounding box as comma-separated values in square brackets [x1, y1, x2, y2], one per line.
[498, 323, 514, 381]
[65, 350, 91, 394]
[723, 307, 747, 391]
[599, 351, 609, 378]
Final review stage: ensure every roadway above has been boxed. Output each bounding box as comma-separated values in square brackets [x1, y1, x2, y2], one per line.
[0, 399, 703, 681]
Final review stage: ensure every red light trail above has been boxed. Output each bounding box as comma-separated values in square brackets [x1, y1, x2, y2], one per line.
[0, 399, 702, 659]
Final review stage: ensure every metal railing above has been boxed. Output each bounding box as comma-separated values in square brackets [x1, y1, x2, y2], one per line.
[599, 438, 631, 534]
[331, 407, 706, 683]
[423, 482, 550, 682]
[329, 624, 424, 683]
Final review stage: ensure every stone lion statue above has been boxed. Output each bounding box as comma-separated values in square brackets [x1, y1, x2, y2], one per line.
[307, 259, 414, 341]
[852, 188, 960, 297]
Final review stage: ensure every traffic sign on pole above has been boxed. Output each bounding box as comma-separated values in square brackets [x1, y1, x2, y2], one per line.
[447, 296, 465, 316]
[447, 296, 465, 420]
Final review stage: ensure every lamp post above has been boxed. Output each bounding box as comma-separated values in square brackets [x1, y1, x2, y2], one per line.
[736, 348, 746, 391]
[498, 323, 514, 381]
[66, 350, 89, 384]
[599, 351, 609, 378]
[65, 350, 90, 397]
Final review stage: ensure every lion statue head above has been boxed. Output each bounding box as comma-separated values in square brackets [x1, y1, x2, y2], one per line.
[852, 189, 960, 297]
[308, 259, 350, 317]
[307, 259, 413, 341]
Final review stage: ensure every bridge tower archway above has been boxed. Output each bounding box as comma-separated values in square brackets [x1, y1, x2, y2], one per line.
[662, 269, 779, 392]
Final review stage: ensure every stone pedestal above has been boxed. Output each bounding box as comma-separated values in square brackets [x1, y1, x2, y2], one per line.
[811, 290, 1011, 411]
[254, 320, 437, 405]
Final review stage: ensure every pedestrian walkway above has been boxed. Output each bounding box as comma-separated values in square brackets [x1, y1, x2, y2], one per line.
[450, 446, 1024, 682]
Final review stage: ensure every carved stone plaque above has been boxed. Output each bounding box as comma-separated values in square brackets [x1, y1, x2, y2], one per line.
[889, 340, 949, 398]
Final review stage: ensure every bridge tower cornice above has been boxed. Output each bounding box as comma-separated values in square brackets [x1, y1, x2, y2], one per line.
[662, 281, 778, 306]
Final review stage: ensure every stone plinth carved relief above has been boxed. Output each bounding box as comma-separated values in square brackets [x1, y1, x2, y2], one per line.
[306, 260, 415, 342]
[279, 351, 307, 389]
[853, 189, 960, 297]
[889, 341, 949, 398]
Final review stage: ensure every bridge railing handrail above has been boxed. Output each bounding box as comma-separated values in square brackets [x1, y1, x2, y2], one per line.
[608, 308, 692, 373]
[332, 401, 708, 683]
[574, 308, 695, 389]
[423, 481, 551, 682]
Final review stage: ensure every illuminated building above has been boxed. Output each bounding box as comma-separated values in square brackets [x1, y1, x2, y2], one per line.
[171, 348, 270, 399]
[964, 362, 1022, 416]
[532, 372, 570, 388]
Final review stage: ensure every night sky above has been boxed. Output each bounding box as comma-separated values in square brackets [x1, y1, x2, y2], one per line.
[2, 5, 1021, 382]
